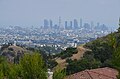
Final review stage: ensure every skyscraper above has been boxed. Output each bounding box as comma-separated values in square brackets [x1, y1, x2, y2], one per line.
[80, 19, 82, 28]
[65, 21, 68, 29]
[74, 19, 78, 29]
[44, 19, 49, 29]
[49, 20, 53, 29]
[70, 21, 73, 29]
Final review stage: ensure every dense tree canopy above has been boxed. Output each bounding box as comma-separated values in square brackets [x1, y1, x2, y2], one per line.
[0, 53, 47, 79]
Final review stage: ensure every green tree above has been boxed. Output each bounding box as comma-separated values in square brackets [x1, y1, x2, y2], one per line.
[20, 53, 47, 79]
[0, 71, 4, 79]
[66, 57, 101, 75]
[53, 68, 66, 79]
[0, 56, 10, 77]
[112, 47, 120, 69]
[8, 64, 20, 79]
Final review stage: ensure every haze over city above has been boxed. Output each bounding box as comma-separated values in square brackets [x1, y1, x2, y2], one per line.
[0, 0, 120, 79]
[0, 0, 120, 28]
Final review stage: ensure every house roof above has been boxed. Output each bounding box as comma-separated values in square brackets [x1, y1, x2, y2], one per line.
[66, 67, 118, 79]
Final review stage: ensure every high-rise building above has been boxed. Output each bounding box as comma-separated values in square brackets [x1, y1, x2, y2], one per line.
[44, 19, 49, 29]
[65, 21, 68, 29]
[80, 19, 82, 28]
[65, 21, 73, 30]
[74, 19, 78, 29]
[49, 20, 53, 29]
[70, 21, 73, 29]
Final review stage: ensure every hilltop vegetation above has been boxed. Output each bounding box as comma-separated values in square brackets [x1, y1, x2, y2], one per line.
[56, 47, 78, 59]
[48, 28, 120, 78]
[51, 46, 89, 72]
[64, 28, 120, 78]
[0, 53, 47, 79]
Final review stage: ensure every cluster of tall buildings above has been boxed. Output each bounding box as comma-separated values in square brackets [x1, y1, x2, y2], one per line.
[43, 17, 83, 29]
[42, 17, 108, 31]
[65, 19, 80, 29]
[43, 17, 62, 29]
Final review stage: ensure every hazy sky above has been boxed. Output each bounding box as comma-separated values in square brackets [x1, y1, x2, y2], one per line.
[0, 0, 120, 27]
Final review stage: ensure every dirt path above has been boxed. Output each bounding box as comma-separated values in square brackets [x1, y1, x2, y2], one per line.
[71, 45, 90, 60]
[55, 58, 67, 70]
[54, 45, 90, 70]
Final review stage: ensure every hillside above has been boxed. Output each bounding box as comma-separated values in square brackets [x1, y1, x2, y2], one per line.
[54, 45, 90, 70]
[71, 45, 91, 60]
[2, 45, 29, 54]
[0, 45, 31, 63]
[64, 29, 120, 76]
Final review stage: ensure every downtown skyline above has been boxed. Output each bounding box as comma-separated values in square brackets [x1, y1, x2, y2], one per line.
[0, 0, 120, 28]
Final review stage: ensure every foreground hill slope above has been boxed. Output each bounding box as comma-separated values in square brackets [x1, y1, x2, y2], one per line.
[54, 45, 90, 70]
[64, 28, 120, 76]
